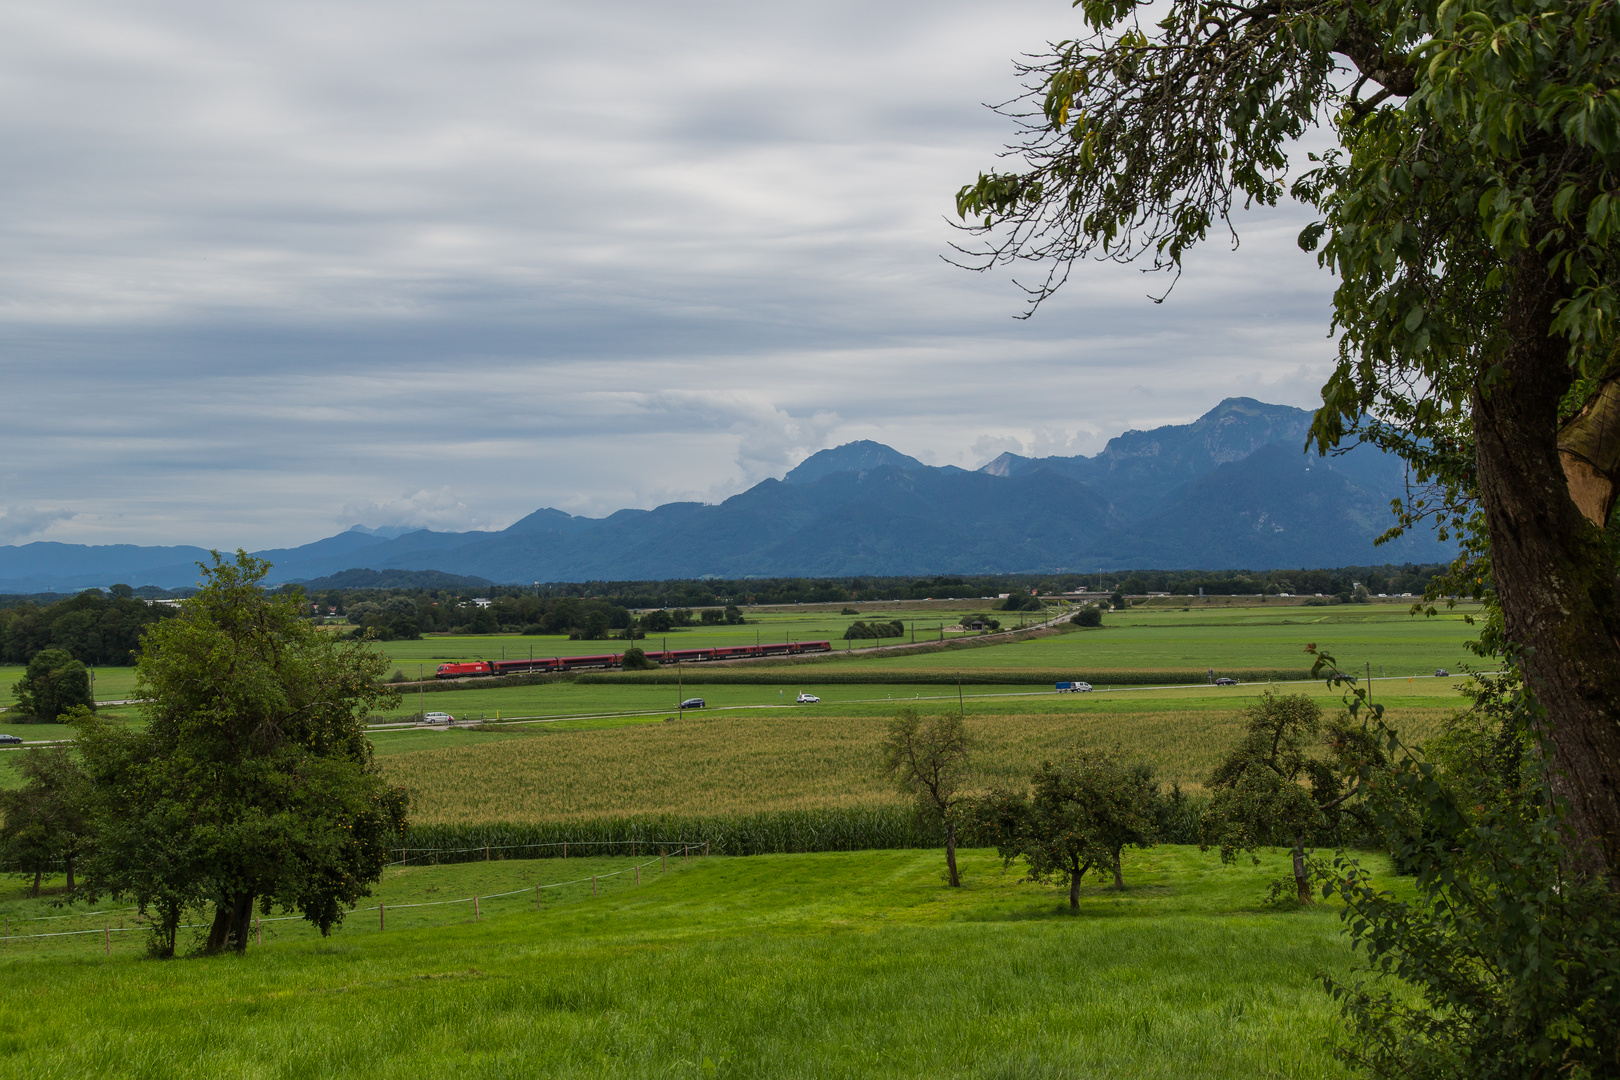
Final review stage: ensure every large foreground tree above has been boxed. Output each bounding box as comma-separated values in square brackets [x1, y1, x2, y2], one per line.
[77, 552, 409, 955]
[957, 0, 1620, 884]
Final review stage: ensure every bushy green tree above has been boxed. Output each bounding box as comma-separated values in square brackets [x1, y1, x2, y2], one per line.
[879, 708, 971, 886]
[972, 749, 1161, 907]
[11, 647, 93, 722]
[621, 646, 655, 670]
[1200, 692, 1378, 903]
[75, 551, 409, 956]
[998, 591, 1044, 612]
[1071, 606, 1103, 628]
[0, 737, 91, 895]
[1314, 660, 1620, 1077]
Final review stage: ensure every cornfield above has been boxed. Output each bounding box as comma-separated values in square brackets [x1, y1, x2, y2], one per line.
[379, 707, 1453, 827]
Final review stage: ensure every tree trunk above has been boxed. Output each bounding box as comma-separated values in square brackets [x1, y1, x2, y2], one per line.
[205, 892, 255, 954]
[64, 851, 74, 893]
[1067, 860, 1092, 909]
[30, 869, 40, 896]
[1473, 252, 1620, 887]
[945, 819, 960, 887]
[1292, 836, 1311, 904]
[229, 894, 254, 954]
[1112, 846, 1125, 888]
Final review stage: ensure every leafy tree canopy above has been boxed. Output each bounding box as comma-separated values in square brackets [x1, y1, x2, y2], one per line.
[972, 748, 1161, 907]
[76, 551, 409, 956]
[957, 0, 1620, 886]
[11, 647, 93, 722]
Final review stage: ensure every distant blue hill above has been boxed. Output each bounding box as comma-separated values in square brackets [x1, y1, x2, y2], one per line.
[0, 398, 1452, 591]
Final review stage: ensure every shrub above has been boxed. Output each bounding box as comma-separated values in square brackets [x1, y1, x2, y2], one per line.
[11, 648, 93, 722]
[1072, 606, 1103, 628]
[844, 619, 905, 640]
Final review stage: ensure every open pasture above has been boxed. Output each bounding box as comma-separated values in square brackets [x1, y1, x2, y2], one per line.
[818, 603, 1482, 679]
[0, 847, 1378, 1079]
[377, 681, 1462, 825]
[369, 600, 1479, 689]
[370, 604, 988, 670]
[367, 668, 1470, 727]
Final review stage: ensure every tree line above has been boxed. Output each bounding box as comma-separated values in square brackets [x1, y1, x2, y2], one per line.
[265, 563, 1451, 619]
[0, 586, 176, 667]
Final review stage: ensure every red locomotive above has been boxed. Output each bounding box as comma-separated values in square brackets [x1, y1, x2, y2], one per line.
[435, 640, 832, 679]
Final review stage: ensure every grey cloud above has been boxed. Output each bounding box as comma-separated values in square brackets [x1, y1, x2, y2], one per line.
[0, 0, 1344, 549]
[0, 507, 77, 543]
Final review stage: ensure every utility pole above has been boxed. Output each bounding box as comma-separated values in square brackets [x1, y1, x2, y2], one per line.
[418, 664, 424, 718]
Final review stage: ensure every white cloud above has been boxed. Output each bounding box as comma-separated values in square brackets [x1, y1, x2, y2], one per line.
[341, 488, 495, 534]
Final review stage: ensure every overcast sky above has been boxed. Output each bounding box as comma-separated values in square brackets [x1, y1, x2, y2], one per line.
[0, 0, 1342, 549]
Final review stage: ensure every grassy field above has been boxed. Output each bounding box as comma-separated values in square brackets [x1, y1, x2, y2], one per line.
[0, 846, 1380, 1079]
[376, 680, 1462, 825]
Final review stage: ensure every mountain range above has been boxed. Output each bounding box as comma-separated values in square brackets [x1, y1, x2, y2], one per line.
[0, 398, 1450, 592]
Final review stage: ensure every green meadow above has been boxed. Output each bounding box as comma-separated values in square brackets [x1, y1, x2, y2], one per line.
[0, 847, 1382, 1080]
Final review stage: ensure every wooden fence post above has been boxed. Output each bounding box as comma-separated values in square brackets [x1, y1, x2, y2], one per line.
[635, 864, 640, 885]
[380, 903, 385, 931]
[105, 926, 110, 957]
[563, 841, 567, 859]
[705, 842, 709, 857]
[661, 853, 666, 874]
[256, 915, 261, 946]
[592, 875, 597, 896]
[474, 895, 480, 921]
[485, 845, 490, 861]
[535, 884, 540, 910]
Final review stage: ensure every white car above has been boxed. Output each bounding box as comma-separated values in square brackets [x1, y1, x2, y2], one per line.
[796, 693, 820, 704]
[421, 711, 454, 725]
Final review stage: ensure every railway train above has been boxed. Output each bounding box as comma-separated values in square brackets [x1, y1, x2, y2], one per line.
[435, 640, 834, 678]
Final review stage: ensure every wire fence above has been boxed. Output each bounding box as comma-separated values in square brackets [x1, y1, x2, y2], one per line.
[0, 842, 708, 956]
[392, 837, 700, 865]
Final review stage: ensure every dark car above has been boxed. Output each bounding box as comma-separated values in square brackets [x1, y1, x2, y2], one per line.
[1214, 677, 1238, 686]
[1434, 669, 1450, 677]
[0, 734, 22, 746]
[679, 698, 706, 710]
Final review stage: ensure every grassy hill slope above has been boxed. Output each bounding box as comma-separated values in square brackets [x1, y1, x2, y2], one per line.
[0, 847, 1373, 1080]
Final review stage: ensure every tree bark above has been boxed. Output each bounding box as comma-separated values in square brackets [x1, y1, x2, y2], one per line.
[30, 869, 40, 896]
[1070, 866, 1082, 909]
[945, 820, 960, 887]
[1292, 836, 1311, 904]
[64, 851, 74, 893]
[206, 892, 255, 954]
[1473, 252, 1620, 887]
